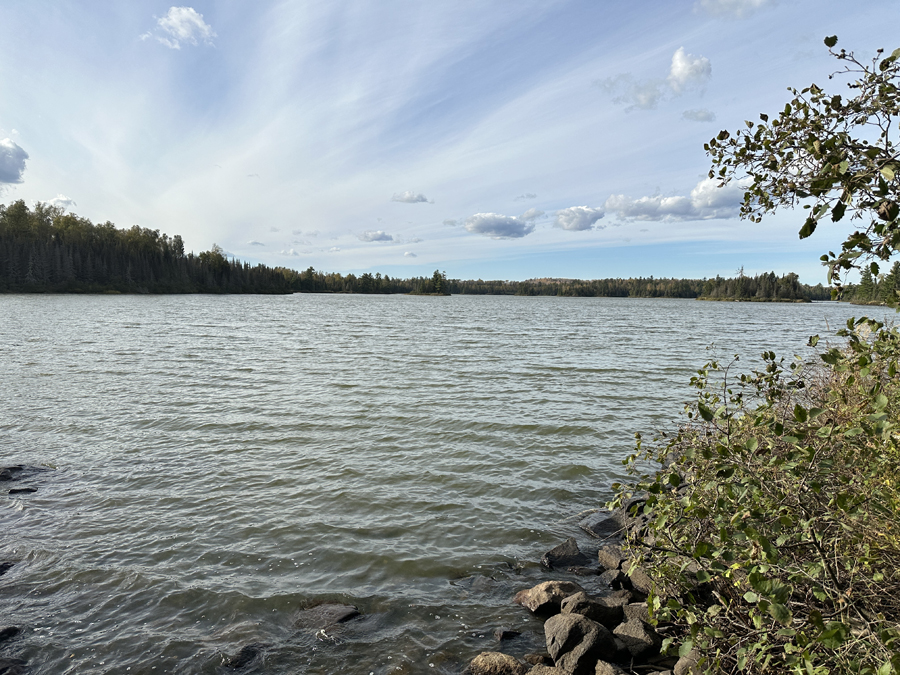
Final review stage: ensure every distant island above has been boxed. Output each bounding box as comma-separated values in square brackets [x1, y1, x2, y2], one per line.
[0, 199, 850, 301]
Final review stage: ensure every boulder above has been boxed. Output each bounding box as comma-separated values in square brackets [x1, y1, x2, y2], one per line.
[612, 620, 662, 660]
[530, 667, 566, 675]
[293, 603, 360, 629]
[598, 569, 627, 590]
[622, 603, 650, 624]
[596, 590, 633, 608]
[624, 565, 654, 597]
[596, 545, 627, 571]
[513, 580, 585, 616]
[673, 649, 701, 675]
[560, 592, 623, 630]
[493, 628, 521, 641]
[579, 511, 627, 539]
[595, 661, 628, 675]
[524, 653, 554, 666]
[544, 613, 616, 675]
[541, 538, 590, 570]
[465, 652, 527, 675]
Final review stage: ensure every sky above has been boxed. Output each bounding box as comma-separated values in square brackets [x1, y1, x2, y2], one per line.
[1, 0, 898, 283]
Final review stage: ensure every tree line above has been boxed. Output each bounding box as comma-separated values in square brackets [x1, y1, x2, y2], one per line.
[1, 199, 833, 301]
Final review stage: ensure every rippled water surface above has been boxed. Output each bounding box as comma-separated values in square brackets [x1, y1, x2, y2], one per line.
[0, 294, 877, 673]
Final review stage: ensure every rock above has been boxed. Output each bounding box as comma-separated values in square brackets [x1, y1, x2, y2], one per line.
[513, 580, 585, 616]
[465, 651, 527, 675]
[524, 653, 554, 666]
[544, 613, 617, 675]
[612, 620, 663, 660]
[596, 590, 633, 608]
[493, 628, 521, 641]
[8, 488, 37, 495]
[293, 603, 360, 629]
[566, 566, 599, 576]
[622, 603, 650, 624]
[597, 545, 627, 571]
[598, 569, 627, 590]
[0, 658, 28, 675]
[541, 538, 590, 570]
[529, 667, 566, 675]
[560, 592, 624, 630]
[224, 643, 266, 669]
[0, 627, 20, 644]
[624, 565, 654, 596]
[579, 511, 628, 539]
[0, 563, 13, 577]
[674, 649, 701, 675]
[595, 661, 628, 675]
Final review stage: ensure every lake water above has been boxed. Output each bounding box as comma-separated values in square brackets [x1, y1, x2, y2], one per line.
[0, 294, 882, 674]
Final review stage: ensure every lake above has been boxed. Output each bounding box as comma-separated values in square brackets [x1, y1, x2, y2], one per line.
[0, 294, 882, 673]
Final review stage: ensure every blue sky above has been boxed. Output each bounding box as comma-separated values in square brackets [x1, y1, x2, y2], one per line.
[1, 0, 898, 283]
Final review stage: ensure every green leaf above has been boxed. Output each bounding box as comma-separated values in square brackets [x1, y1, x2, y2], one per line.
[874, 393, 888, 410]
[881, 166, 896, 181]
[678, 640, 694, 658]
[745, 437, 759, 452]
[793, 404, 808, 423]
[831, 201, 846, 222]
[695, 570, 712, 584]
[808, 335, 819, 347]
[824, 35, 838, 48]
[743, 591, 759, 603]
[768, 602, 792, 625]
[799, 216, 817, 239]
[698, 403, 714, 422]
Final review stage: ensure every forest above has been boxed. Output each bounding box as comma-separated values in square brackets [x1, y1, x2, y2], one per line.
[0, 199, 832, 301]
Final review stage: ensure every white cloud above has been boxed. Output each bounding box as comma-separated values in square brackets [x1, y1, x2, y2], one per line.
[279, 248, 299, 256]
[442, 219, 460, 227]
[409, 237, 423, 243]
[464, 213, 535, 239]
[695, 0, 777, 18]
[554, 206, 606, 231]
[514, 193, 537, 201]
[682, 108, 716, 122]
[248, 240, 265, 246]
[143, 7, 216, 50]
[520, 208, 545, 221]
[391, 191, 430, 203]
[404, 251, 417, 257]
[45, 194, 76, 210]
[0, 138, 29, 184]
[668, 48, 711, 94]
[605, 177, 749, 222]
[358, 230, 393, 242]
[328, 247, 341, 252]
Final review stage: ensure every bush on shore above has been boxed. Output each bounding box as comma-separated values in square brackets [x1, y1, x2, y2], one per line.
[611, 317, 900, 674]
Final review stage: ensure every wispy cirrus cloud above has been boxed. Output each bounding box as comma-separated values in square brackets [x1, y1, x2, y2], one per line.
[142, 6, 216, 50]
[598, 47, 711, 110]
[694, 0, 777, 19]
[682, 108, 716, 122]
[0, 138, 28, 184]
[605, 177, 748, 222]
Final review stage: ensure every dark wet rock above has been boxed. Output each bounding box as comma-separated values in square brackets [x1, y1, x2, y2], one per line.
[0, 563, 13, 577]
[0, 658, 28, 675]
[464, 651, 527, 675]
[0, 627, 20, 644]
[596, 590, 633, 607]
[579, 510, 627, 540]
[541, 538, 590, 570]
[623, 603, 650, 624]
[293, 603, 360, 629]
[513, 580, 585, 616]
[8, 488, 36, 495]
[566, 565, 599, 576]
[224, 643, 267, 670]
[598, 569, 627, 590]
[544, 613, 616, 675]
[524, 653, 554, 666]
[560, 592, 623, 630]
[612, 620, 662, 660]
[0, 471, 14, 482]
[596, 545, 627, 571]
[624, 565, 653, 597]
[595, 661, 628, 675]
[493, 627, 521, 641]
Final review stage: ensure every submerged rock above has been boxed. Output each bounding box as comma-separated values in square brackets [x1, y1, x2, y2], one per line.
[493, 627, 521, 641]
[8, 488, 37, 495]
[293, 603, 360, 630]
[465, 651, 527, 675]
[579, 511, 627, 539]
[0, 658, 28, 675]
[0, 563, 13, 577]
[223, 643, 266, 670]
[0, 627, 20, 644]
[541, 538, 591, 570]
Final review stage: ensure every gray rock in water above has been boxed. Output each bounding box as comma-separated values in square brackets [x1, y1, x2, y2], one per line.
[8, 488, 36, 495]
[598, 569, 627, 590]
[224, 643, 266, 670]
[596, 545, 627, 571]
[524, 653, 554, 666]
[0, 563, 13, 578]
[465, 651, 527, 675]
[560, 591, 624, 630]
[544, 613, 617, 675]
[613, 619, 663, 660]
[0, 627, 20, 644]
[493, 627, 521, 641]
[513, 580, 585, 616]
[579, 511, 627, 539]
[293, 603, 360, 629]
[541, 538, 590, 570]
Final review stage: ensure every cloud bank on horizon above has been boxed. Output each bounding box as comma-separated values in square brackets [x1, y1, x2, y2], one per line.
[0, 0, 894, 282]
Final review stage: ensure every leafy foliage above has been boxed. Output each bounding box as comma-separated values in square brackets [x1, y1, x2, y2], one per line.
[706, 37, 900, 296]
[612, 320, 900, 674]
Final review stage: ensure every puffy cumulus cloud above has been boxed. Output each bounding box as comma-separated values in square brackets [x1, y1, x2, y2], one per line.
[554, 206, 606, 231]
[520, 208, 545, 221]
[605, 177, 749, 222]
[391, 191, 430, 203]
[45, 194, 76, 211]
[683, 108, 716, 122]
[143, 6, 216, 49]
[695, 0, 777, 18]
[404, 251, 417, 257]
[668, 48, 711, 94]
[248, 240, 265, 246]
[464, 213, 535, 239]
[0, 138, 29, 184]
[279, 249, 300, 256]
[358, 230, 393, 242]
